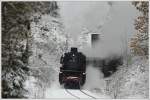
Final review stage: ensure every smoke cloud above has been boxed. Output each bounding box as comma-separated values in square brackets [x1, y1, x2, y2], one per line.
[58, 1, 138, 58]
[83, 65, 106, 93]
[58, 1, 111, 39]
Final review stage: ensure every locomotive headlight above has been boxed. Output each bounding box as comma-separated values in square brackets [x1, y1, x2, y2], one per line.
[59, 71, 63, 73]
[83, 73, 86, 75]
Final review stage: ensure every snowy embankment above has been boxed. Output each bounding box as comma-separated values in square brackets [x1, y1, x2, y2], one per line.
[24, 14, 68, 98]
[105, 56, 149, 99]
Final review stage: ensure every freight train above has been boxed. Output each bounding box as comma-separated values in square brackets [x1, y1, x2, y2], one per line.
[59, 47, 86, 89]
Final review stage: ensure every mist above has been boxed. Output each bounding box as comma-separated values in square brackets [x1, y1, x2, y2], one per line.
[58, 1, 111, 38]
[58, 1, 138, 58]
[83, 65, 106, 93]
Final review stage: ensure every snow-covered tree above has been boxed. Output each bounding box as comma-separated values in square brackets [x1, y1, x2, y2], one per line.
[25, 2, 72, 98]
[130, 1, 149, 56]
[2, 1, 59, 98]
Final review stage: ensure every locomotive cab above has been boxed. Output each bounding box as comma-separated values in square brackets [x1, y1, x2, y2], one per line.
[59, 47, 86, 88]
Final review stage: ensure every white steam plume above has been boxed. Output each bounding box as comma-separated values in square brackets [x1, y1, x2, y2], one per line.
[83, 65, 106, 94]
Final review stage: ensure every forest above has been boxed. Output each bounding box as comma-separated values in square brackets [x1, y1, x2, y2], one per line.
[1, 1, 149, 99]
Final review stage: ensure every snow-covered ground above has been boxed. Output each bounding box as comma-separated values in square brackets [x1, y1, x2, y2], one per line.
[45, 89, 101, 99]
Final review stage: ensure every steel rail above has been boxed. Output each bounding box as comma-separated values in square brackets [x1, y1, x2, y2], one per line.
[79, 89, 97, 99]
[79, 82, 97, 99]
[65, 88, 80, 99]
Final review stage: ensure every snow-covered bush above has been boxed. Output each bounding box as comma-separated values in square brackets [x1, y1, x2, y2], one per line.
[105, 56, 149, 99]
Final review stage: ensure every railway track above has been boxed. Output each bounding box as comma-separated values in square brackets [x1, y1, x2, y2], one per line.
[65, 88, 97, 99]
[65, 88, 80, 99]
[79, 89, 97, 99]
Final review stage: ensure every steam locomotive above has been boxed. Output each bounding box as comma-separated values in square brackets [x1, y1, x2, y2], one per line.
[59, 47, 86, 89]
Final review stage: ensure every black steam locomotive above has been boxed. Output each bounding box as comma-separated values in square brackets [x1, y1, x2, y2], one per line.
[59, 47, 86, 89]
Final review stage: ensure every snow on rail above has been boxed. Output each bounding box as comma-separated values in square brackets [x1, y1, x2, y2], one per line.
[45, 89, 100, 99]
